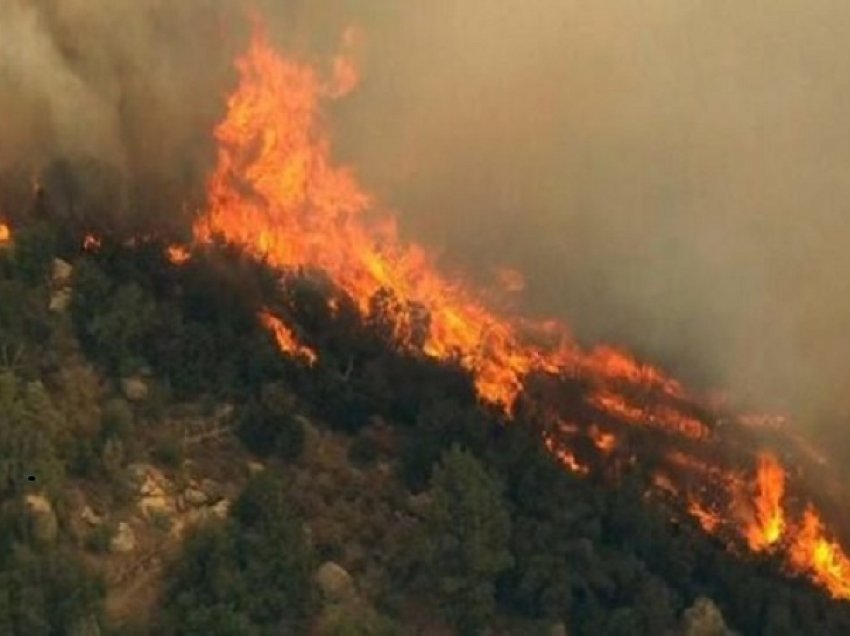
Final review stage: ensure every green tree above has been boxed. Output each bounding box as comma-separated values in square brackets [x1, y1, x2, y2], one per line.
[163, 472, 313, 634]
[237, 382, 304, 461]
[0, 372, 64, 494]
[422, 445, 512, 634]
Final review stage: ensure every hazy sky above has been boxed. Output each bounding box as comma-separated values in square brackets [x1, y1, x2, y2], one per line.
[3, 1, 850, 435]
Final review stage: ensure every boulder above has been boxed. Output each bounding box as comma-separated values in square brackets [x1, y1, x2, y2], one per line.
[80, 505, 102, 527]
[682, 597, 734, 636]
[120, 376, 148, 402]
[183, 487, 208, 507]
[315, 561, 356, 604]
[51, 258, 73, 286]
[25, 494, 58, 543]
[109, 522, 136, 553]
[49, 287, 72, 312]
[211, 498, 230, 519]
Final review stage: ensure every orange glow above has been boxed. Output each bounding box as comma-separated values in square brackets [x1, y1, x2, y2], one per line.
[544, 434, 589, 476]
[193, 19, 850, 601]
[744, 453, 786, 551]
[83, 234, 101, 252]
[0, 221, 10, 245]
[789, 507, 850, 600]
[589, 425, 618, 454]
[258, 309, 317, 366]
[166, 244, 191, 265]
[689, 498, 722, 534]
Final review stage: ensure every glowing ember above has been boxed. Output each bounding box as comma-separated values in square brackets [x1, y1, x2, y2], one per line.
[258, 309, 317, 366]
[544, 434, 589, 475]
[689, 498, 722, 534]
[589, 425, 618, 454]
[0, 221, 10, 244]
[166, 244, 191, 265]
[83, 234, 101, 252]
[745, 452, 786, 551]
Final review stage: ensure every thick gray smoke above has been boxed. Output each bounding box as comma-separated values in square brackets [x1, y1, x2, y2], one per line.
[2, 1, 849, 444]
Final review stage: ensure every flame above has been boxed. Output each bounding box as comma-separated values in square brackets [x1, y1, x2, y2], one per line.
[544, 433, 589, 475]
[83, 234, 101, 252]
[589, 425, 618, 454]
[744, 452, 786, 551]
[0, 221, 10, 245]
[166, 244, 191, 265]
[193, 19, 850, 601]
[789, 507, 850, 600]
[258, 309, 317, 366]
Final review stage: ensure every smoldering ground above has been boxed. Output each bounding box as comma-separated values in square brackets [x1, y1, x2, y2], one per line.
[3, 1, 850, 446]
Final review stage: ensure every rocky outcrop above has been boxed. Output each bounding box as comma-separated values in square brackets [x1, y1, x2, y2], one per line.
[25, 494, 58, 544]
[120, 376, 148, 402]
[681, 597, 735, 636]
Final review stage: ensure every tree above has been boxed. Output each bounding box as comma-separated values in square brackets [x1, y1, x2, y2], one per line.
[162, 473, 313, 634]
[236, 382, 304, 461]
[422, 445, 512, 634]
[0, 372, 64, 495]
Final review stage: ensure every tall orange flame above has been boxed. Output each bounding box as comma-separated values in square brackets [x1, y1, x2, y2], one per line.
[745, 452, 786, 551]
[194, 20, 850, 602]
[0, 221, 10, 245]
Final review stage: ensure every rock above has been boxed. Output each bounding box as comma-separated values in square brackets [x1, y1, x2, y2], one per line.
[109, 522, 136, 553]
[120, 376, 148, 402]
[25, 494, 58, 543]
[315, 561, 356, 604]
[211, 498, 230, 519]
[183, 488, 208, 507]
[49, 287, 72, 312]
[682, 597, 734, 636]
[138, 494, 172, 518]
[51, 258, 73, 286]
[80, 505, 102, 526]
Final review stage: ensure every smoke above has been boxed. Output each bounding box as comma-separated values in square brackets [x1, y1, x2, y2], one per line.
[3, 1, 850, 436]
[0, 0, 245, 228]
[320, 1, 850, 436]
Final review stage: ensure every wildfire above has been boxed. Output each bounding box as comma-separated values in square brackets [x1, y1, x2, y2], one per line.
[193, 18, 850, 602]
[0, 221, 10, 245]
[257, 309, 317, 366]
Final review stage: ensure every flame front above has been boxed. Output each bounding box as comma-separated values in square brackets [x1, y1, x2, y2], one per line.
[0, 221, 10, 245]
[193, 21, 850, 602]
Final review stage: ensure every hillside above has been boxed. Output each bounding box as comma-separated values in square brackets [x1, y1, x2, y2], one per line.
[1, 207, 849, 636]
